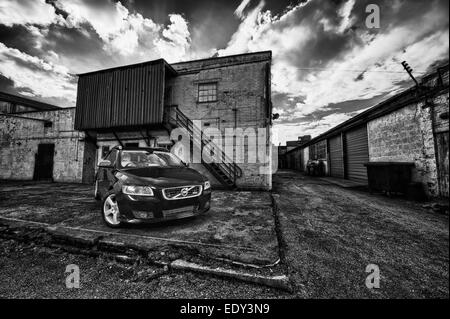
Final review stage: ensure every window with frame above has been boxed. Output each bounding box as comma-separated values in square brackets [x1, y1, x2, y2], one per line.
[309, 140, 327, 160]
[198, 83, 217, 103]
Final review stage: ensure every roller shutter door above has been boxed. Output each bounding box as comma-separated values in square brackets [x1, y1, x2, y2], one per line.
[345, 125, 369, 183]
[329, 135, 344, 178]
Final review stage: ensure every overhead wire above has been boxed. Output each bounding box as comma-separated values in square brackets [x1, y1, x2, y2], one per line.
[290, 67, 427, 74]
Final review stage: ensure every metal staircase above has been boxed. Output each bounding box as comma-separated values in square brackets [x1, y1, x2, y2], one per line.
[166, 106, 242, 189]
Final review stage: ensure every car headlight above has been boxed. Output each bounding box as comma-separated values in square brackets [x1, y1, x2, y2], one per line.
[114, 172, 128, 181]
[122, 185, 154, 196]
[204, 181, 211, 190]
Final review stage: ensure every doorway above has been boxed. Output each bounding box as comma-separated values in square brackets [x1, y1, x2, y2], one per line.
[34, 143, 55, 181]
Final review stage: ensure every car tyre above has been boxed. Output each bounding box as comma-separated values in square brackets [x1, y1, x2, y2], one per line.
[102, 192, 123, 228]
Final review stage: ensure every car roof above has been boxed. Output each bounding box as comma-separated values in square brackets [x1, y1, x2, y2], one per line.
[113, 146, 170, 152]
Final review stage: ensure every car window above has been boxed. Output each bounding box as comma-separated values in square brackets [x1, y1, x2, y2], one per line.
[155, 151, 184, 166]
[105, 149, 117, 165]
[120, 150, 184, 168]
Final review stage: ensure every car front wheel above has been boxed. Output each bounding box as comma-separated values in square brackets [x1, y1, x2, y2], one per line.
[102, 193, 122, 228]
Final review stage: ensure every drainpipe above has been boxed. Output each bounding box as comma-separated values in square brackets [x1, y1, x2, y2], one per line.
[232, 106, 238, 186]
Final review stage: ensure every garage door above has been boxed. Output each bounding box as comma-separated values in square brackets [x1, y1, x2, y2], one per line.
[329, 135, 344, 178]
[345, 125, 369, 183]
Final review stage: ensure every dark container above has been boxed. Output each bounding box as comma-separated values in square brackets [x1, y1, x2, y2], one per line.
[406, 182, 427, 202]
[306, 159, 326, 177]
[364, 162, 415, 196]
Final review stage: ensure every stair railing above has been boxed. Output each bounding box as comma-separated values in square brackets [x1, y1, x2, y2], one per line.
[168, 106, 242, 184]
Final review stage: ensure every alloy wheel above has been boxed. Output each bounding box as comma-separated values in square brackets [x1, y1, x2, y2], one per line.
[103, 194, 120, 226]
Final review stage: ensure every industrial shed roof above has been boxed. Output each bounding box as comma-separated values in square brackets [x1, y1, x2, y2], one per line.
[0, 91, 61, 112]
[77, 58, 177, 77]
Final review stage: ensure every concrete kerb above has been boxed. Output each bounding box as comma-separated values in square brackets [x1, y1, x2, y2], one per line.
[171, 259, 291, 292]
[270, 193, 290, 267]
[0, 216, 291, 291]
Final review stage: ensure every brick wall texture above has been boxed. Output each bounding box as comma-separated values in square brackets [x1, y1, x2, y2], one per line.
[168, 53, 272, 190]
[0, 108, 88, 183]
[367, 92, 448, 197]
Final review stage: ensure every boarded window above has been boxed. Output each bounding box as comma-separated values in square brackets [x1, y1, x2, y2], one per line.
[198, 83, 217, 102]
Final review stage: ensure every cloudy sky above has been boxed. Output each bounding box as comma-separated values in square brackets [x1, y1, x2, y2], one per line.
[0, 0, 448, 144]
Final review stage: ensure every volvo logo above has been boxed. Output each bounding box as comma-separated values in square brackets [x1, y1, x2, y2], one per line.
[180, 188, 189, 197]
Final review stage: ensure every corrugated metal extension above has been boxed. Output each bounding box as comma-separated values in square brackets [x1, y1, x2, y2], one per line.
[329, 135, 344, 178]
[75, 60, 166, 130]
[345, 125, 369, 183]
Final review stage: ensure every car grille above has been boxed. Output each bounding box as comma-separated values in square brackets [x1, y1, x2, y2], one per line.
[162, 185, 202, 200]
[163, 206, 197, 218]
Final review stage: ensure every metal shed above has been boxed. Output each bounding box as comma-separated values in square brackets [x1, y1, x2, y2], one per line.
[74, 59, 177, 131]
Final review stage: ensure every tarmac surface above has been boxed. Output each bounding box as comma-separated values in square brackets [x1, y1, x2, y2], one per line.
[1, 171, 448, 298]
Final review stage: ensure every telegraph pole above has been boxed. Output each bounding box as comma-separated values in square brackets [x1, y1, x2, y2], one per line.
[401, 61, 419, 88]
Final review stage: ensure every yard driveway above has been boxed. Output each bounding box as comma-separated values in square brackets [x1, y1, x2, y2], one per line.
[0, 181, 279, 266]
[273, 170, 449, 298]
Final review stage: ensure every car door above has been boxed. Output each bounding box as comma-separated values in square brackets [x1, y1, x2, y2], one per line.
[98, 149, 118, 197]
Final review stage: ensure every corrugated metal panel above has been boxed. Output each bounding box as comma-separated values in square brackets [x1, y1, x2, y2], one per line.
[345, 125, 369, 183]
[75, 61, 165, 130]
[329, 135, 344, 178]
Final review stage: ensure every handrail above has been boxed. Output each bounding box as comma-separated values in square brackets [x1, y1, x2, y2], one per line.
[170, 107, 242, 182]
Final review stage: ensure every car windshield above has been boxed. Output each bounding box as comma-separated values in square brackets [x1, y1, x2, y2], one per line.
[120, 150, 184, 168]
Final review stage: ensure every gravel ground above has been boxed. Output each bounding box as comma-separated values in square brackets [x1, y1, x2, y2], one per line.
[1, 173, 448, 299]
[273, 170, 449, 299]
[0, 238, 290, 299]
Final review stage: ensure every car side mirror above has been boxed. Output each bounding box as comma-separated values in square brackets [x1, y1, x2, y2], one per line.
[98, 160, 113, 168]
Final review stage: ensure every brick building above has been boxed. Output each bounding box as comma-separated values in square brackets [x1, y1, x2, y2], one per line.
[285, 63, 449, 198]
[279, 135, 311, 170]
[0, 51, 274, 190]
[0, 96, 94, 183]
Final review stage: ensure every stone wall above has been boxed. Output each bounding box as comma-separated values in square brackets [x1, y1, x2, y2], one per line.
[367, 99, 439, 196]
[0, 108, 88, 183]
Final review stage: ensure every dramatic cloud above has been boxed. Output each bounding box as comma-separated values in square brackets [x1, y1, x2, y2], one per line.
[55, 0, 158, 56]
[0, 42, 76, 106]
[0, 0, 62, 27]
[53, 0, 194, 61]
[235, 0, 253, 19]
[219, 0, 449, 143]
[273, 112, 354, 144]
[155, 14, 192, 62]
[0, 0, 448, 143]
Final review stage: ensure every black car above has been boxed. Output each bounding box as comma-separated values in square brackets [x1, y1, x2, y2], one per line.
[94, 146, 211, 228]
